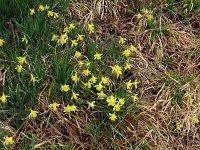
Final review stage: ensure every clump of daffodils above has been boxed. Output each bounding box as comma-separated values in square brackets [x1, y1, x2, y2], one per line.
[4, 10, 139, 123]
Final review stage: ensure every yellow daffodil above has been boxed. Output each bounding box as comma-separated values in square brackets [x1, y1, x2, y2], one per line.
[71, 73, 79, 83]
[58, 34, 67, 45]
[141, 8, 149, 14]
[106, 95, 116, 106]
[111, 65, 122, 78]
[53, 12, 59, 19]
[83, 69, 90, 76]
[176, 123, 183, 130]
[64, 105, 71, 113]
[48, 10, 54, 17]
[109, 113, 117, 121]
[17, 56, 26, 65]
[136, 13, 142, 19]
[70, 105, 77, 111]
[84, 81, 92, 89]
[113, 104, 121, 112]
[88, 101, 96, 109]
[71, 40, 78, 47]
[118, 98, 125, 106]
[63, 26, 69, 33]
[133, 80, 139, 89]
[21, 35, 28, 44]
[4, 136, 14, 145]
[78, 61, 85, 67]
[15, 65, 23, 73]
[29, 8, 35, 16]
[125, 80, 133, 89]
[0, 92, 9, 104]
[88, 23, 95, 33]
[49, 102, 60, 111]
[61, 85, 70, 92]
[29, 109, 38, 118]
[69, 23, 75, 30]
[119, 36, 126, 44]
[101, 76, 109, 84]
[30, 74, 39, 83]
[95, 82, 103, 91]
[131, 94, 138, 101]
[86, 61, 91, 67]
[39, 5, 45, 11]
[74, 51, 82, 59]
[51, 34, 59, 41]
[193, 117, 199, 124]
[0, 38, 5, 46]
[147, 14, 154, 22]
[97, 91, 107, 99]
[129, 44, 136, 52]
[77, 34, 84, 41]
[90, 75, 97, 84]
[125, 63, 132, 70]
[123, 49, 131, 57]
[71, 91, 79, 100]
[94, 52, 102, 60]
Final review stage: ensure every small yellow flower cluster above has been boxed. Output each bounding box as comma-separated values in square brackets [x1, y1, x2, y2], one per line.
[136, 8, 154, 22]
[15, 56, 26, 73]
[29, 4, 59, 19]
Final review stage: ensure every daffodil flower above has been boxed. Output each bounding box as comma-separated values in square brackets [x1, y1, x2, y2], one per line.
[15, 65, 23, 73]
[113, 104, 121, 112]
[71, 73, 79, 83]
[136, 13, 142, 19]
[88, 101, 96, 109]
[74, 51, 82, 59]
[84, 81, 92, 89]
[94, 52, 102, 60]
[51, 34, 59, 41]
[124, 63, 132, 70]
[125, 80, 133, 89]
[131, 94, 138, 101]
[101, 76, 109, 84]
[118, 98, 125, 106]
[17, 56, 26, 65]
[21, 35, 28, 44]
[133, 80, 139, 89]
[53, 12, 59, 19]
[97, 91, 107, 99]
[147, 14, 154, 22]
[71, 91, 79, 100]
[94, 82, 103, 91]
[4, 136, 14, 145]
[70, 105, 77, 111]
[193, 117, 199, 124]
[61, 85, 70, 92]
[176, 123, 183, 130]
[106, 95, 116, 106]
[0, 92, 9, 104]
[129, 44, 136, 52]
[48, 10, 54, 17]
[111, 65, 122, 78]
[123, 49, 131, 57]
[83, 69, 91, 76]
[64, 105, 71, 113]
[77, 34, 84, 41]
[39, 5, 45, 11]
[69, 23, 75, 30]
[88, 24, 95, 33]
[109, 113, 117, 121]
[30, 74, 39, 83]
[29, 109, 38, 118]
[49, 102, 60, 111]
[119, 36, 126, 44]
[90, 75, 97, 84]
[0, 38, 5, 46]
[71, 40, 78, 47]
[29, 8, 35, 16]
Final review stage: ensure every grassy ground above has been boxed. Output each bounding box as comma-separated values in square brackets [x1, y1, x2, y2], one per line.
[0, 0, 200, 149]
